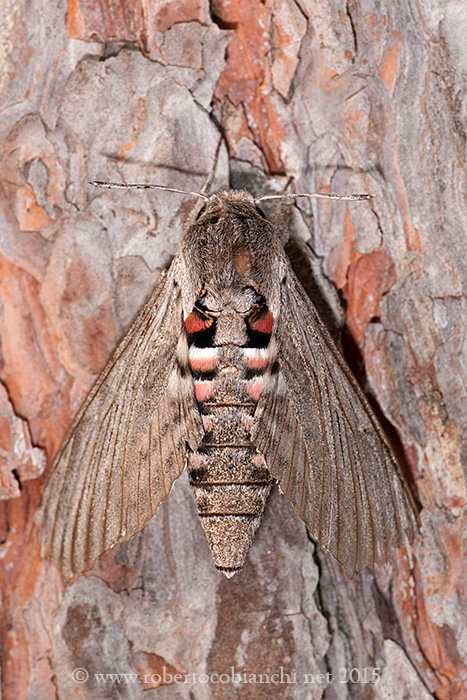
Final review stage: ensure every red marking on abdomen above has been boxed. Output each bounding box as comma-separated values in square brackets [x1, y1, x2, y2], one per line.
[194, 380, 214, 402]
[185, 311, 209, 334]
[250, 310, 274, 335]
[246, 378, 263, 401]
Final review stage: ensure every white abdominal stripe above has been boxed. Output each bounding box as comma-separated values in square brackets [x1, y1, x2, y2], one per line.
[188, 346, 269, 379]
[242, 347, 269, 369]
[188, 346, 218, 373]
[189, 348, 269, 410]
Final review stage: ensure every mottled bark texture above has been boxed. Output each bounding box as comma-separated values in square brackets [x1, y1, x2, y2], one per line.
[0, 0, 465, 698]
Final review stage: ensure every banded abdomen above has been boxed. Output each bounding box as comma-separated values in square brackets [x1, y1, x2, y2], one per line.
[185, 299, 275, 577]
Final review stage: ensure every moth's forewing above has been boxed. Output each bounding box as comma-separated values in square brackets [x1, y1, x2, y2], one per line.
[251, 262, 417, 578]
[38, 261, 203, 579]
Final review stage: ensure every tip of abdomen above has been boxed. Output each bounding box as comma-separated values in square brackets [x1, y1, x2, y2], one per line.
[200, 513, 264, 573]
[215, 565, 243, 579]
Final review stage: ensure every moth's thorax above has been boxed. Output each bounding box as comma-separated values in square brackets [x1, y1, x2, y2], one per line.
[185, 299, 276, 577]
[180, 190, 285, 321]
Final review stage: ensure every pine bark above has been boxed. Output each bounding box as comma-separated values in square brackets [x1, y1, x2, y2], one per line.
[0, 1, 465, 698]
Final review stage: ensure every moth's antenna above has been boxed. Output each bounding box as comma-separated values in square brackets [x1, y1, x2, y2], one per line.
[90, 181, 209, 201]
[272, 175, 294, 219]
[199, 134, 224, 197]
[255, 191, 373, 203]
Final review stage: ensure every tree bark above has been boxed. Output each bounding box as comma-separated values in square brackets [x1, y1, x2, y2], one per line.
[0, 1, 465, 698]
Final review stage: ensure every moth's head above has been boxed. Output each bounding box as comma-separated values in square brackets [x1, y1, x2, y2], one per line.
[179, 190, 287, 316]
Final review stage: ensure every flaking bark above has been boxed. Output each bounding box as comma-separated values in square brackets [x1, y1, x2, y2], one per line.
[0, 1, 465, 699]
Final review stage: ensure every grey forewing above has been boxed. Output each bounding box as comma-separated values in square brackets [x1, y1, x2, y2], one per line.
[251, 264, 418, 578]
[38, 261, 203, 579]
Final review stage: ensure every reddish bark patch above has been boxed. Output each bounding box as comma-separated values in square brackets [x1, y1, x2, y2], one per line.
[380, 33, 401, 95]
[214, 0, 286, 174]
[329, 210, 361, 291]
[66, 0, 206, 49]
[88, 546, 143, 593]
[343, 249, 397, 347]
[131, 651, 186, 689]
[413, 566, 464, 700]
[0, 385, 46, 499]
[0, 255, 71, 454]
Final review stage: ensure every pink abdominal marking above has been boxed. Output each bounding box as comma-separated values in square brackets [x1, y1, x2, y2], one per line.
[242, 415, 254, 431]
[245, 352, 268, 369]
[252, 453, 266, 468]
[189, 356, 218, 372]
[189, 452, 202, 468]
[246, 379, 263, 401]
[194, 380, 214, 402]
[201, 415, 215, 432]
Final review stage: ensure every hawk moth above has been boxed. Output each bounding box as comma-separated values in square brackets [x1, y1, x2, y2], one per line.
[39, 187, 417, 580]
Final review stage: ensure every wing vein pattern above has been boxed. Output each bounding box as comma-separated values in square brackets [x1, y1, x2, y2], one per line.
[251, 266, 417, 577]
[39, 262, 203, 578]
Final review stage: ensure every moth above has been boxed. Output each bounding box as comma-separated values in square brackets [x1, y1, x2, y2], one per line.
[39, 184, 417, 580]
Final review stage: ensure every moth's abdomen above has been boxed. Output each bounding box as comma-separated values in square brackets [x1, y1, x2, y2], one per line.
[186, 336, 274, 578]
